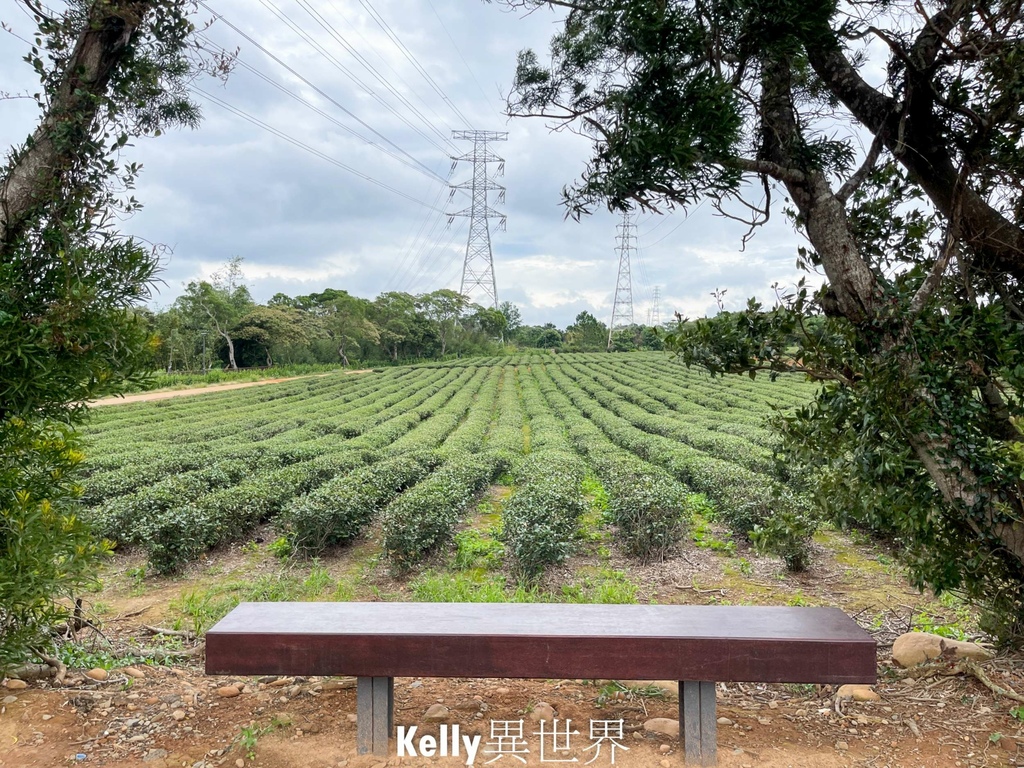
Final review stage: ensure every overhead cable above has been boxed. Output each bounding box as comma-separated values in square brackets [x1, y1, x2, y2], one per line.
[192, 86, 446, 212]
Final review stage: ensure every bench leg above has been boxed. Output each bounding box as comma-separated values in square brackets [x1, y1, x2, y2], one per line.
[680, 680, 717, 766]
[357, 676, 394, 756]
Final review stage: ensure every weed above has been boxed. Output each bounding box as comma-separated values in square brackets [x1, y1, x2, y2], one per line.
[171, 588, 239, 636]
[784, 682, 816, 696]
[691, 514, 736, 555]
[240, 541, 260, 555]
[1010, 706, 1024, 722]
[595, 681, 666, 707]
[454, 529, 504, 571]
[786, 591, 810, 607]
[302, 564, 333, 597]
[912, 611, 969, 641]
[268, 537, 292, 560]
[581, 474, 609, 515]
[235, 724, 270, 760]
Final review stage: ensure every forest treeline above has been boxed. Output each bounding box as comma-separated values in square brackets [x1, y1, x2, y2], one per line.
[146, 258, 666, 371]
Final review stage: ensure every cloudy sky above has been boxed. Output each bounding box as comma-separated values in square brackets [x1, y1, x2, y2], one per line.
[0, 0, 828, 328]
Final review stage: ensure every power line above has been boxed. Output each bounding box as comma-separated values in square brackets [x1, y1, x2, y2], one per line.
[423, 0, 500, 114]
[198, 35, 447, 184]
[300, 0, 463, 147]
[258, 0, 457, 151]
[200, 1, 454, 155]
[355, 0, 474, 128]
[192, 86, 445, 212]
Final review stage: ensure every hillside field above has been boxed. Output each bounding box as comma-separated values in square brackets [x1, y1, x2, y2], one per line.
[5, 354, 1022, 768]
[79, 352, 816, 577]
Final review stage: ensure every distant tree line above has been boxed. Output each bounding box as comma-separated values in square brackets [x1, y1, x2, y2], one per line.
[142, 259, 667, 371]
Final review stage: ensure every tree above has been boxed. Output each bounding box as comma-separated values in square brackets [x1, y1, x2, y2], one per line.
[416, 289, 469, 357]
[498, 301, 523, 337]
[509, 0, 1024, 641]
[297, 289, 379, 366]
[175, 257, 253, 370]
[0, 0, 229, 666]
[232, 305, 310, 367]
[372, 292, 419, 361]
[565, 311, 608, 351]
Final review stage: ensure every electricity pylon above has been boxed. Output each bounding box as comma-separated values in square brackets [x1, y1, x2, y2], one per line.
[608, 210, 636, 349]
[447, 130, 507, 309]
[651, 285, 661, 327]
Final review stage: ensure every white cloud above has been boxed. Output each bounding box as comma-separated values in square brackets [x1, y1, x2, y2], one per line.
[0, 0, 838, 328]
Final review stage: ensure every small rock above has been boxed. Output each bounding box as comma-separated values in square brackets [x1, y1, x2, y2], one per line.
[835, 741, 849, 751]
[660, 761, 671, 768]
[267, 677, 294, 688]
[41, 714, 52, 721]
[837, 684, 880, 702]
[757, 717, 771, 725]
[768, 700, 779, 709]
[4, 680, 28, 690]
[236, 760, 245, 768]
[2, 695, 17, 705]
[123, 667, 146, 679]
[659, 744, 672, 754]
[423, 704, 449, 723]
[529, 702, 556, 723]
[891, 632, 993, 667]
[144, 749, 169, 762]
[274, 712, 294, 727]
[495, 687, 510, 695]
[643, 718, 680, 739]
[717, 717, 734, 726]
[454, 699, 484, 713]
[172, 709, 186, 721]
[216, 686, 241, 698]
[346, 713, 357, 723]
[85, 668, 109, 682]
[408, 681, 423, 689]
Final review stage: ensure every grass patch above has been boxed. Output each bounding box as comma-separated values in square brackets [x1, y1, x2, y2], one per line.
[562, 568, 639, 604]
[410, 571, 538, 602]
[454, 529, 504, 571]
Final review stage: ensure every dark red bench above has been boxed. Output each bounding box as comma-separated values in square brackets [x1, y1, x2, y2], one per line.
[206, 602, 876, 765]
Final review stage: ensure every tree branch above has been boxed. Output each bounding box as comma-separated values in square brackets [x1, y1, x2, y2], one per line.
[836, 133, 884, 203]
[726, 157, 806, 184]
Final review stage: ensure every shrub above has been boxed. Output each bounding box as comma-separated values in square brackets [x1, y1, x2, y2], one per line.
[283, 452, 440, 557]
[502, 451, 587, 580]
[381, 452, 505, 569]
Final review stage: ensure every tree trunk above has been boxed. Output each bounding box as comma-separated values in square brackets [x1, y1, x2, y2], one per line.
[760, 53, 1024, 577]
[805, 35, 1024, 282]
[0, 1, 153, 253]
[221, 332, 237, 370]
[338, 345, 349, 367]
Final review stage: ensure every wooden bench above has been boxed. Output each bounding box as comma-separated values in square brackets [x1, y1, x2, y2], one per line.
[206, 602, 875, 765]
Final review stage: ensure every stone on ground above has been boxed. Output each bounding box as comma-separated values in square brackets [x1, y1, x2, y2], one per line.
[643, 718, 680, 738]
[836, 684, 881, 702]
[86, 668, 109, 681]
[423, 703, 449, 722]
[891, 632, 993, 667]
[528, 702, 556, 722]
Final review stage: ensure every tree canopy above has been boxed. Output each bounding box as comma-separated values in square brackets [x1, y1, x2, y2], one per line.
[0, 0, 228, 667]
[509, 0, 1024, 642]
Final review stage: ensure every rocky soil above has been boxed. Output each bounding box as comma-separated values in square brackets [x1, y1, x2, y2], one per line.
[2, 527, 1023, 768]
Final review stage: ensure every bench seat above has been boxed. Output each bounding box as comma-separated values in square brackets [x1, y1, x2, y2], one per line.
[206, 602, 876, 764]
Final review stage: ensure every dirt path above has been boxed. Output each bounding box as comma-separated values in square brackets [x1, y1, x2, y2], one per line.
[89, 370, 373, 407]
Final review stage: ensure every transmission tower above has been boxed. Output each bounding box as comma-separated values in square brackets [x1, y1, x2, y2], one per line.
[607, 210, 636, 349]
[447, 130, 507, 309]
[651, 285, 662, 327]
